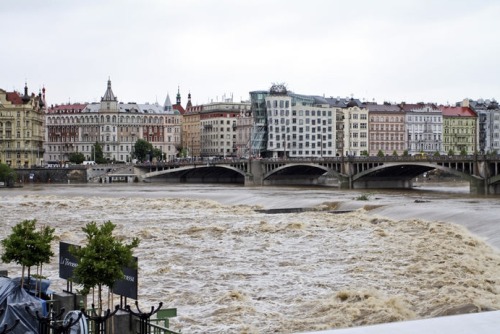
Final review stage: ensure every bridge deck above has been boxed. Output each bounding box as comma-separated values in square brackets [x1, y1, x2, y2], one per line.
[298, 311, 500, 334]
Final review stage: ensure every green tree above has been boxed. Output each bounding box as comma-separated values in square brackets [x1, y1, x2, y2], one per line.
[92, 142, 107, 164]
[152, 148, 163, 161]
[360, 150, 369, 157]
[1, 219, 55, 288]
[0, 163, 16, 187]
[179, 147, 188, 158]
[134, 139, 153, 162]
[68, 152, 86, 164]
[392, 150, 398, 156]
[402, 150, 409, 157]
[71, 221, 139, 311]
[377, 150, 385, 157]
[448, 149, 455, 156]
[433, 151, 441, 156]
[460, 148, 468, 156]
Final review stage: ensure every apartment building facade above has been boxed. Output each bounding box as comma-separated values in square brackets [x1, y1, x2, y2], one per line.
[367, 103, 406, 156]
[0, 84, 45, 167]
[440, 105, 477, 155]
[182, 103, 202, 158]
[264, 85, 338, 158]
[200, 101, 251, 158]
[465, 98, 500, 154]
[402, 103, 443, 155]
[44, 79, 181, 163]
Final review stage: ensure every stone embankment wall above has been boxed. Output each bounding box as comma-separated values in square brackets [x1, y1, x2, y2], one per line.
[14, 167, 88, 184]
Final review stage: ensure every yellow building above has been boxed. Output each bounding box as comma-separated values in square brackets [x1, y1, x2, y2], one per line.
[0, 84, 45, 167]
[183, 103, 202, 158]
[440, 106, 477, 155]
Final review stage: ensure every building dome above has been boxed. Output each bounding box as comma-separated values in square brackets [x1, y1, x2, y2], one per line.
[270, 83, 287, 95]
[347, 98, 358, 108]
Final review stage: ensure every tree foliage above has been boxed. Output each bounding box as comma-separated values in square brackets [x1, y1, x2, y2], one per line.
[377, 150, 385, 157]
[0, 163, 16, 187]
[71, 221, 139, 310]
[1, 219, 55, 286]
[92, 142, 107, 164]
[68, 152, 86, 164]
[134, 139, 153, 162]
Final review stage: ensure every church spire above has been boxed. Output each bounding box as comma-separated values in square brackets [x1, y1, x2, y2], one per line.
[176, 86, 181, 105]
[186, 91, 192, 109]
[164, 93, 173, 112]
[102, 78, 117, 102]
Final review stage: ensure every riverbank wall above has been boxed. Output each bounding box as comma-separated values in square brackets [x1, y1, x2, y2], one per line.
[14, 167, 88, 184]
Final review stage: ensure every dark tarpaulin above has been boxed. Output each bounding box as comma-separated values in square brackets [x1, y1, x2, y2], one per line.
[0, 277, 44, 334]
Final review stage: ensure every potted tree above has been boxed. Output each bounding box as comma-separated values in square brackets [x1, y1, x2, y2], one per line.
[70, 221, 139, 312]
[1, 219, 55, 295]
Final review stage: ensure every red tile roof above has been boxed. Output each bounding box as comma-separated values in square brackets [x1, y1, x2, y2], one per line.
[6, 91, 23, 104]
[439, 106, 477, 117]
[173, 104, 186, 115]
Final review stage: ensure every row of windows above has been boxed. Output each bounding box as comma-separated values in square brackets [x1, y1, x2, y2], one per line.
[289, 150, 335, 156]
[268, 109, 335, 117]
[268, 142, 335, 149]
[47, 115, 179, 125]
[269, 134, 333, 141]
[407, 116, 442, 122]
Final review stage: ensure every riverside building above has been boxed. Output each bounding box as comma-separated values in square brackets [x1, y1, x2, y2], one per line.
[263, 84, 338, 158]
[44, 79, 181, 163]
[464, 98, 500, 154]
[402, 103, 443, 155]
[367, 103, 406, 156]
[440, 105, 477, 155]
[0, 84, 45, 167]
[199, 99, 251, 158]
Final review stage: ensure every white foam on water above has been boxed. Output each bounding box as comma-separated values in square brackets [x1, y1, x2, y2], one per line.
[1, 184, 500, 333]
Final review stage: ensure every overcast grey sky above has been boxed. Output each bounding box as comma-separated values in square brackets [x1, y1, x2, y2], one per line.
[1, 0, 499, 106]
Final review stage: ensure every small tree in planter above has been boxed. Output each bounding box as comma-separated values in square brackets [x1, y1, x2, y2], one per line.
[1, 219, 55, 291]
[71, 221, 139, 312]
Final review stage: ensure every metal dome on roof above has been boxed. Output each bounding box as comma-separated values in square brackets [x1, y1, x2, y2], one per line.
[270, 83, 287, 95]
[347, 98, 358, 107]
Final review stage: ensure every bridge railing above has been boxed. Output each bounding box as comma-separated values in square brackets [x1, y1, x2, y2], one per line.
[135, 154, 500, 169]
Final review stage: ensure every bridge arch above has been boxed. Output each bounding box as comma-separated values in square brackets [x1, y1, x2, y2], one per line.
[352, 162, 478, 186]
[142, 164, 247, 184]
[351, 162, 477, 188]
[263, 162, 345, 186]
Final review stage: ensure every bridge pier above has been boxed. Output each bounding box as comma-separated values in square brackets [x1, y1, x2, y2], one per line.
[469, 177, 488, 195]
[245, 160, 264, 186]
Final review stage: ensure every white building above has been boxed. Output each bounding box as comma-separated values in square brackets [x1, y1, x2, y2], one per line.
[44, 79, 181, 163]
[402, 103, 443, 155]
[200, 101, 251, 158]
[338, 103, 369, 157]
[265, 85, 338, 158]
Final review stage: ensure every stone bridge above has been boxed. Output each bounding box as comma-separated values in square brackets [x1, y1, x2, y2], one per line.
[135, 155, 500, 194]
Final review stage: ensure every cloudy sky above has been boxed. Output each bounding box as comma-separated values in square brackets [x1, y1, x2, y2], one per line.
[1, 0, 499, 106]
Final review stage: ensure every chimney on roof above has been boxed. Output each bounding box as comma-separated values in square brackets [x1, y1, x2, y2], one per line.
[462, 98, 470, 108]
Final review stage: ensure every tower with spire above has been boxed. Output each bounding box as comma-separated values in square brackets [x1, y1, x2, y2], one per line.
[100, 78, 118, 112]
[186, 92, 192, 109]
[164, 93, 173, 112]
[172, 86, 186, 115]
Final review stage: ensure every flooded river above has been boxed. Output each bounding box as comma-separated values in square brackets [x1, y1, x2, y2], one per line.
[1, 183, 500, 333]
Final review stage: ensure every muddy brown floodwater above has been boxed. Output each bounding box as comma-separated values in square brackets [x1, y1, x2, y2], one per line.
[1, 183, 500, 333]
